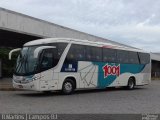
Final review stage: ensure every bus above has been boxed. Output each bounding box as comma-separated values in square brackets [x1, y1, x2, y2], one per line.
[9, 38, 151, 94]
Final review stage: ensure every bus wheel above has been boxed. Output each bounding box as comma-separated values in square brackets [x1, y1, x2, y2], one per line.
[127, 78, 135, 90]
[62, 79, 75, 95]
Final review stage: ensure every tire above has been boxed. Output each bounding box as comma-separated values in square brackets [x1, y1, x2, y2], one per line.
[127, 78, 135, 90]
[62, 79, 75, 95]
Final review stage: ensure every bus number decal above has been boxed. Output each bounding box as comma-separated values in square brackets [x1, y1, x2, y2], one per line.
[103, 64, 120, 78]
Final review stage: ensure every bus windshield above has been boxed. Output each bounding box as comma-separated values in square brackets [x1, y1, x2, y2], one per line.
[14, 43, 67, 76]
[14, 46, 39, 76]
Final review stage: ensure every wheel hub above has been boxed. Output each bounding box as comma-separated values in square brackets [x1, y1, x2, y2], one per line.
[64, 82, 72, 92]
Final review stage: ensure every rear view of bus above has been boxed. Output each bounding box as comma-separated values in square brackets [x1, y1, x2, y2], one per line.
[9, 38, 151, 94]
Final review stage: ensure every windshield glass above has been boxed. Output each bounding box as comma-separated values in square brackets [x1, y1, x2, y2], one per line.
[14, 43, 67, 76]
[15, 46, 39, 75]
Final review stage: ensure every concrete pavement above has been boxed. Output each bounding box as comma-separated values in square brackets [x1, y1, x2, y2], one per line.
[1, 80, 160, 113]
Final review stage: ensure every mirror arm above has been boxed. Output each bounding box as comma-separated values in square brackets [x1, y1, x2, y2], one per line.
[9, 48, 21, 60]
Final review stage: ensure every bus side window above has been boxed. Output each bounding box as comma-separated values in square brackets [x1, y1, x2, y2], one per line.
[85, 46, 102, 62]
[66, 44, 85, 62]
[57, 43, 67, 58]
[86, 46, 94, 61]
[117, 50, 129, 63]
[40, 49, 54, 70]
[128, 51, 139, 64]
[138, 53, 150, 64]
[103, 48, 117, 63]
[94, 47, 102, 62]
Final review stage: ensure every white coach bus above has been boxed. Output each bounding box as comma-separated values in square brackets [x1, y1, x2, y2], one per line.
[9, 38, 151, 94]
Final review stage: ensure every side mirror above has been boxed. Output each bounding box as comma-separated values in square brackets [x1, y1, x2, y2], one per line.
[34, 46, 56, 58]
[9, 48, 21, 60]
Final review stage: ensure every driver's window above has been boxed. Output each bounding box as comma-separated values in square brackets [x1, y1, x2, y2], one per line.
[40, 49, 54, 70]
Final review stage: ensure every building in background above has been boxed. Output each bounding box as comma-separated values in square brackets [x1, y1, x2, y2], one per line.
[151, 53, 160, 78]
[0, 7, 160, 78]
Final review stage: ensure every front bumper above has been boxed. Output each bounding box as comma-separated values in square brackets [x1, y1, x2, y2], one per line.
[13, 80, 39, 91]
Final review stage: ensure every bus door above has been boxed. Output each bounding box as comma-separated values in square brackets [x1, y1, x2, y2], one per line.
[38, 48, 58, 90]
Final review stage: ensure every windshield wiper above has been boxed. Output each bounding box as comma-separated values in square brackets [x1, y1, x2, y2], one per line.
[24, 55, 28, 73]
[15, 54, 26, 74]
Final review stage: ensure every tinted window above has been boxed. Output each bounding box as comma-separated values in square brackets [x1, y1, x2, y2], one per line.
[128, 51, 139, 64]
[48, 43, 67, 59]
[40, 49, 55, 71]
[103, 48, 117, 62]
[138, 53, 150, 64]
[86, 46, 102, 61]
[66, 44, 85, 61]
[94, 47, 102, 61]
[57, 43, 67, 58]
[39, 43, 67, 71]
[117, 50, 129, 63]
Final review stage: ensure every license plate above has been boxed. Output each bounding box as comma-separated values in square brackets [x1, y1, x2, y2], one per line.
[18, 85, 23, 88]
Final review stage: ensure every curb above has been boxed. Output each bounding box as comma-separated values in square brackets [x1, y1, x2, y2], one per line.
[0, 87, 24, 91]
[0, 84, 25, 91]
[0, 88, 17, 91]
[0, 85, 20, 91]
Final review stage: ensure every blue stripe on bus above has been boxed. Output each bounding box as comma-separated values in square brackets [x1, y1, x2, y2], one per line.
[93, 62, 145, 88]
